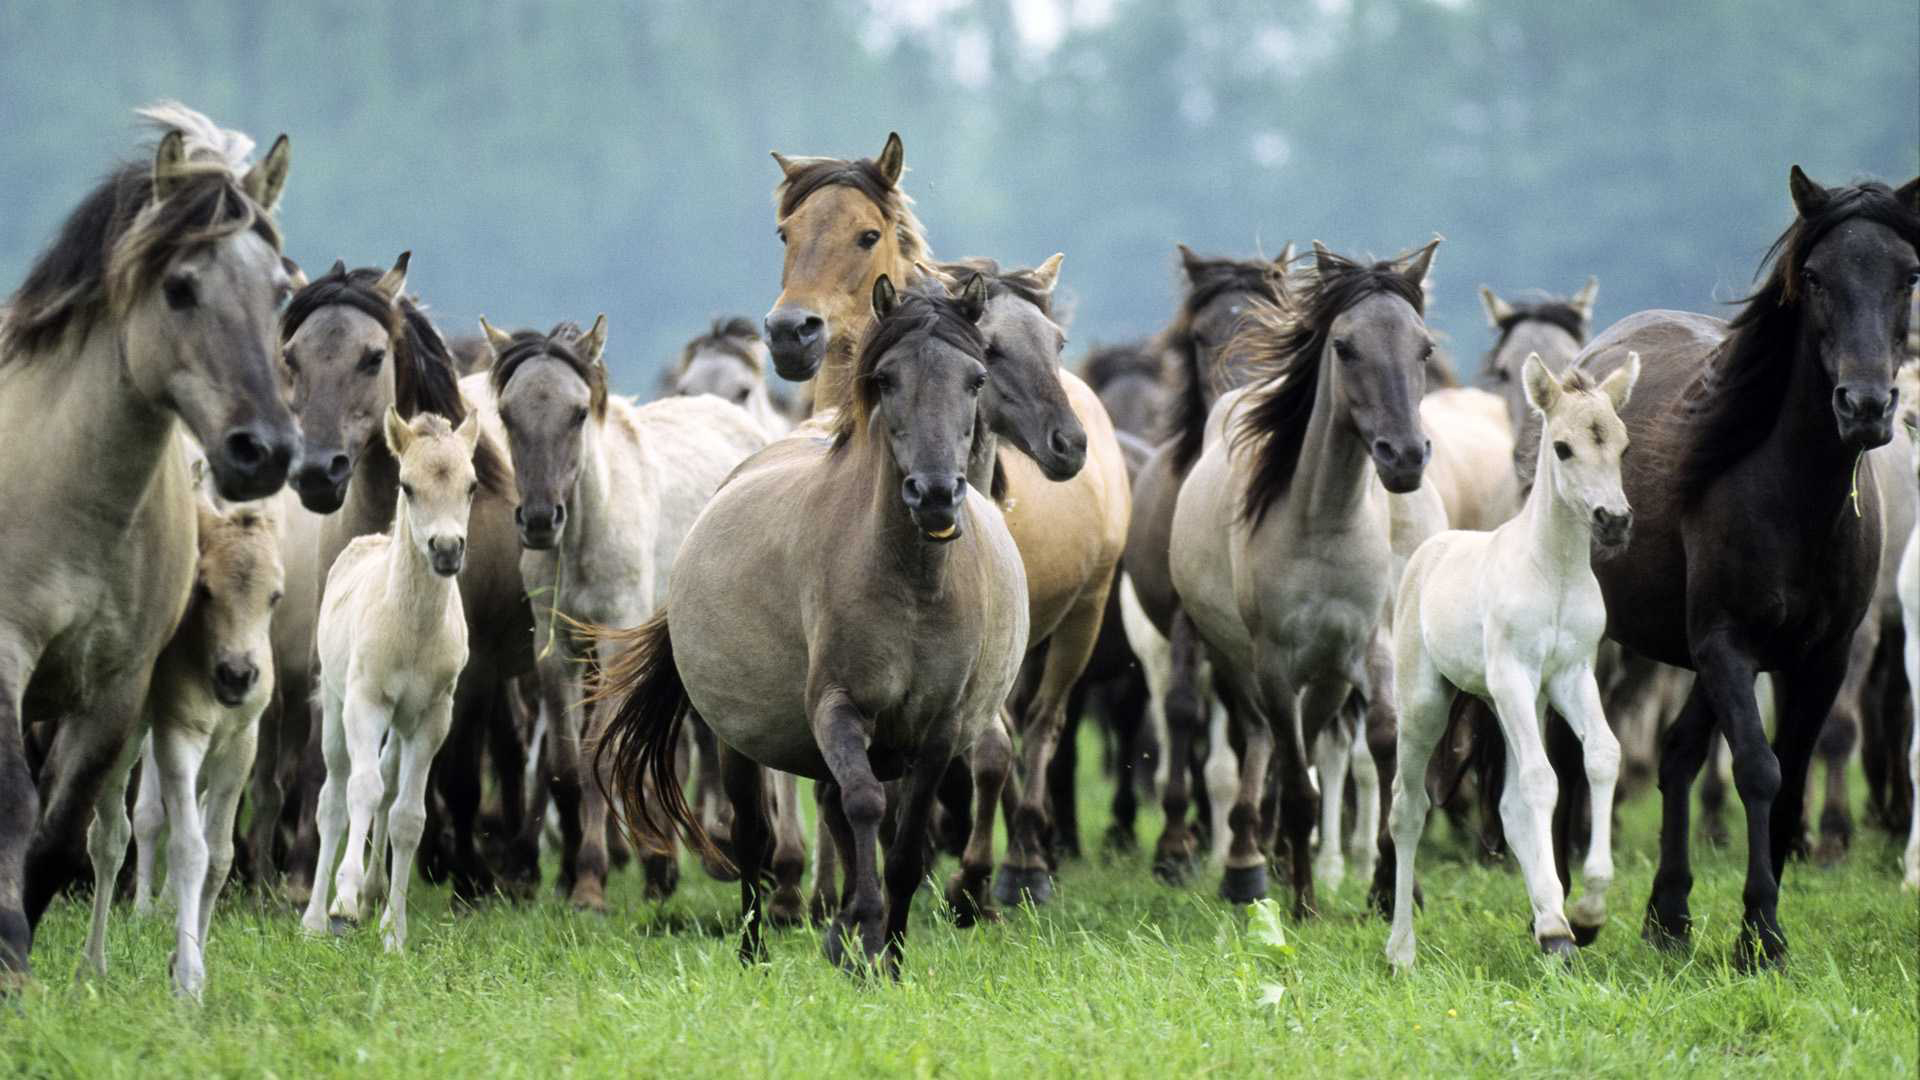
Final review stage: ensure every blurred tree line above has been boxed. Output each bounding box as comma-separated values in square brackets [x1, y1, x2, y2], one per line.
[1, 0, 1913, 389]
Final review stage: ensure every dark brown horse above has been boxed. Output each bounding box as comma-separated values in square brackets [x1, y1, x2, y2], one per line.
[1578, 168, 1919, 967]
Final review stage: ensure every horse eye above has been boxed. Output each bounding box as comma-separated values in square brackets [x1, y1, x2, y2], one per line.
[969, 371, 988, 393]
[268, 591, 284, 608]
[468, 481, 479, 496]
[358, 348, 385, 375]
[282, 350, 301, 376]
[1803, 269, 1823, 293]
[1332, 340, 1353, 361]
[572, 406, 589, 426]
[732, 387, 752, 404]
[275, 284, 293, 309]
[163, 275, 198, 311]
[857, 230, 882, 250]
[776, 227, 788, 245]
[871, 371, 893, 393]
[1908, 270, 1919, 288]
[1553, 441, 1573, 461]
[400, 482, 415, 499]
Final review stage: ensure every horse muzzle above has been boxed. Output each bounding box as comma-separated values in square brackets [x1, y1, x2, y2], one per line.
[1371, 437, 1431, 496]
[764, 306, 827, 382]
[1591, 507, 1633, 556]
[1833, 384, 1896, 450]
[429, 537, 466, 577]
[515, 503, 565, 551]
[290, 449, 352, 514]
[212, 425, 297, 502]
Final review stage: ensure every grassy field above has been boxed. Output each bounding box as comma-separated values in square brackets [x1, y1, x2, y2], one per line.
[3, 738, 1915, 1079]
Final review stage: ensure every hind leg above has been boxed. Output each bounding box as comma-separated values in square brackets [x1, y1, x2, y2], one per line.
[1153, 612, 1204, 883]
[1105, 669, 1150, 854]
[949, 709, 1010, 927]
[1346, 706, 1381, 888]
[1045, 680, 1084, 864]
[83, 737, 142, 979]
[1813, 627, 1874, 863]
[363, 735, 402, 905]
[766, 769, 807, 928]
[721, 745, 773, 965]
[300, 690, 349, 935]
[25, 682, 145, 931]
[1202, 700, 1238, 869]
[881, 736, 956, 975]
[0, 650, 37, 984]
[131, 735, 164, 915]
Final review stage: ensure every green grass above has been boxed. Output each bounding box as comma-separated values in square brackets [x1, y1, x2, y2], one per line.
[3, 732, 1916, 1078]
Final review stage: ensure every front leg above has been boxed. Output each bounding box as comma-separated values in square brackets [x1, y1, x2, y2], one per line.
[381, 695, 453, 952]
[196, 728, 259, 957]
[329, 689, 390, 926]
[131, 735, 165, 915]
[811, 687, 888, 972]
[152, 724, 214, 998]
[539, 649, 609, 912]
[1547, 663, 1621, 946]
[1484, 657, 1574, 954]
[949, 709, 1011, 927]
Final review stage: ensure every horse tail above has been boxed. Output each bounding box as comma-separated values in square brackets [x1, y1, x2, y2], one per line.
[580, 610, 732, 875]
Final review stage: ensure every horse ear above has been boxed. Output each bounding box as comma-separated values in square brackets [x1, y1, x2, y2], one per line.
[373, 250, 411, 303]
[1521, 353, 1560, 415]
[1896, 176, 1920, 213]
[1310, 240, 1336, 275]
[1570, 276, 1599, 325]
[1788, 165, 1831, 218]
[956, 272, 989, 324]
[455, 411, 482, 455]
[875, 132, 905, 187]
[383, 405, 413, 458]
[1398, 235, 1442, 293]
[327, 258, 347, 279]
[915, 260, 962, 293]
[152, 130, 190, 202]
[770, 151, 800, 179]
[1478, 285, 1515, 329]
[872, 274, 897, 320]
[1177, 243, 1206, 282]
[1600, 351, 1641, 413]
[282, 255, 308, 290]
[241, 133, 291, 212]
[1274, 242, 1295, 269]
[479, 316, 513, 355]
[1031, 253, 1065, 295]
[577, 314, 609, 367]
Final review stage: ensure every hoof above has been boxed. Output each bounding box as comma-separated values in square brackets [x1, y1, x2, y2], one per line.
[1571, 919, 1604, 948]
[766, 887, 806, 930]
[284, 880, 312, 908]
[992, 865, 1053, 908]
[1733, 929, 1788, 973]
[1540, 935, 1578, 961]
[569, 879, 610, 914]
[946, 867, 998, 928]
[1101, 824, 1138, 856]
[328, 915, 358, 936]
[1812, 834, 1850, 868]
[1151, 854, 1192, 887]
[1219, 863, 1269, 904]
[808, 890, 838, 928]
[641, 856, 679, 901]
[1641, 906, 1690, 953]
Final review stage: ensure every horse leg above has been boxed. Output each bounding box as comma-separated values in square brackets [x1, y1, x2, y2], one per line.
[1754, 649, 1850, 964]
[687, 712, 736, 881]
[717, 743, 773, 964]
[881, 738, 955, 976]
[1483, 660, 1575, 956]
[1549, 665, 1621, 947]
[949, 709, 1010, 927]
[1310, 713, 1352, 892]
[283, 709, 325, 906]
[540, 654, 610, 912]
[1543, 711, 1586, 893]
[503, 696, 548, 897]
[1384, 649, 1452, 973]
[194, 728, 255, 974]
[1697, 733, 1732, 847]
[150, 723, 213, 997]
[23, 686, 141, 930]
[998, 580, 1110, 906]
[1812, 624, 1875, 863]
[1153, 612, 1204, 883]
[813, 689, 888, 972]
[83, 737, 141, 979]
[242, 694, 285, 894]
[300, 690, 349, 935]
[381, 701, 449, 953]
[1904, 616, 1920, 889]
[1365, 627, 1404, 916]
[363, 734, 402, 906]
[1045, 680, 1085, 864]
[1346, 705, 1381, 888]
[807, 783, 841, 924]
[1223, 667, 1283, 907]
[1643, 682, 1718, 950]
[326, 689, 388, 927]
[0, 653, 32, 984]
[765, 769, 808, 928]
[131, 735, 164, 915]
[1105, 669, 1149, 854]
[431, 676, 496, 903]
[1201, 699, 1238, 870]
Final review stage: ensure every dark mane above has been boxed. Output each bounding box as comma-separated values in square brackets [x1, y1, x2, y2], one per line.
[830, 292, 987, 450]
[281, 263, 508, 494]
[1672, 180, 1920, 501]
[490, 322, 610, 420]
[775, 156, 928, 262]
[2, 160, 281, 360]
[678, 316, 764, 375]
[1230, 251, 1426, 525]
[1079, 341, 1159, 391]
[932, 258, 1055, 319]
[1155, 252, 1285, 471]
[1492, 296, 1589, 346]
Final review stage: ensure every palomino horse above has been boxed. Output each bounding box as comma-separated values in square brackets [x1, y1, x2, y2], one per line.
[1579, 168, 1918, 967]
[0, 105, 295, 981]
[92, 491, 284, 998]
[1122, 245, 1288, 882]
[1169, 239, 1439, 915]
[479, 315, 767, 912]
[304, 410, 482, 950]
[280, 255, 530, 902]
[594, 278, 1029, 974]
[763, 136, 1127, 906]
[1386, 353, 1639, 971]
[671, 317, 793, 437]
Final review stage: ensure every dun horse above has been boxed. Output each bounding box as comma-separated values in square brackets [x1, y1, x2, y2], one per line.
[0, 105, 295, 982]
[671, 317, 793, 437]
[594, 278, 1030, 973]
[303, 411, 482, 950]
[1578, 168, 1918, 967]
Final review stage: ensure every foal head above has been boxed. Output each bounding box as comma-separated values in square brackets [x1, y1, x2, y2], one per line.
[189, 500, 285, 708]
[674, 317, 770, 407]
[765, 133, 926, 382]
[922, 255, 1086, 480]
[486, 317, 610, 551]
[836, 274, 991, 542]
[1524, 351, 1640, 552]
[385, 409, 482, 577]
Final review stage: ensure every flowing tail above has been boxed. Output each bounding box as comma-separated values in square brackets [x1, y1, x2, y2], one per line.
[580, 610, 732, 875]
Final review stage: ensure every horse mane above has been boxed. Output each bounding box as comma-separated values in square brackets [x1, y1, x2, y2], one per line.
[1154, 252, 1285, 472]
[1079, 341, 1158, 391]
[1492, 295, 1589, 347]
[830, 291, 987, 451]
[490, 321, 611, 421]
[1230, 250, 1426, 526]
[1672, 180, 1920, 501]
[281, 263, 509, 494]
[2, 105, 282, 361]
[932, 258, 1055, 320]
[774, 156, 929, 264]
[678, 316, 765, 375]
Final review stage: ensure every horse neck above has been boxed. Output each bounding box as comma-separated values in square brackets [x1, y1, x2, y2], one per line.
[1280, 347, 1374, 525]
[43, 329, 181, 530]
[557, 414, 618, 561]
[344, 434, 401, 535]
[1520, 431, 1596, 576]
[809, 330, 863, 418]
[1753, 324, 1860, 523]
[966, 415, 998, 495]
[385, 500, 457, 627]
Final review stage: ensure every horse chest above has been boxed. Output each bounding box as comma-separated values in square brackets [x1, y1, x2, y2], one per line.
[1686, 499, 1879, 660]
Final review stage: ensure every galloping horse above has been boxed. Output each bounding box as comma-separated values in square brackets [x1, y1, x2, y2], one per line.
[0, 105, 296, 981]
[1578, 169, 1918, 967]
[594, 278, 1030, 974]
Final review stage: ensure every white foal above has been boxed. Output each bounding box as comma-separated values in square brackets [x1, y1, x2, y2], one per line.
[303, 409, 479, 951]
[1386, 352, 1639, 971]
[1895, 361, 1918, 890]
[87, 497, 283, 999]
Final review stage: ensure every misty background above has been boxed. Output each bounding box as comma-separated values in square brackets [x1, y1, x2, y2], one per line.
[2, 1, 1914, 390]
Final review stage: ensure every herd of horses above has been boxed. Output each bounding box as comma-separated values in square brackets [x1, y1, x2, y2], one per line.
[0, 105, 1915, 996]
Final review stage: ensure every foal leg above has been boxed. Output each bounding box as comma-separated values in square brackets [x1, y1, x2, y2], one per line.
[363, 735, 401, 906]
[1311, 715, 1352, 892]
[949, 709, 1011, 927]
[381, 700, 451, 953]
[1549, 665, 1620, 947]
[83, 739, 140, 979]
[300, 691, 350, 935]
[152, 725, 214, 998]
[1484, 660, 1574, 956]
[328, 690, 389, 927]
[195, 727, 257, 968]
[131, 735, 165, 915]
[1385, 651, 1451, 973]
[1904, 622, 1920, 890]
[1346, 709, 1381, 888]
[813, 688, 888, 971]
[766, 769, 808, 929]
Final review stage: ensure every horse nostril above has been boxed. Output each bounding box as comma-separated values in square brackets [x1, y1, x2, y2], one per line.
[551, 503, 566, 527]
[902, 476, 925, 506]
[224, 429, 269, 472]
[326, 453, 350, 483]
